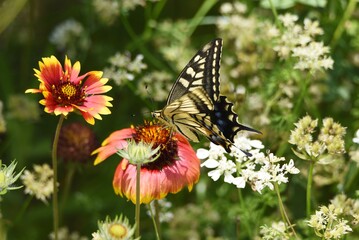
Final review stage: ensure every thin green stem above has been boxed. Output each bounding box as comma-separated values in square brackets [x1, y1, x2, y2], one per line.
[274, 183, 297, 238]
[135, 163, 141, 238]
[154, 200, 161, 239]
[52, 115, 65, 240]
[60, 163, 76, 212]
[268, 0, 281, 29]
[306, 160, 315, 217]
[293, 76, 310, 118]
[148, 201, 161, 240]
[330, 0, 357, 49]
[14, 195, 33, 224]
[151, 0, 167, 20]
[120, 15, 170, 72]
[186, 0, 218, 37]
[344, 165, 359, 192]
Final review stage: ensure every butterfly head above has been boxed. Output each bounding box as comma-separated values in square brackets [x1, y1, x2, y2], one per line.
[152, 110, 168, 125]
[151, 110, 161, 119]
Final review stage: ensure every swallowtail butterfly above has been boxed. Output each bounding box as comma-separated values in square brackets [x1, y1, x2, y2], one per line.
[152, 38, 260, 153]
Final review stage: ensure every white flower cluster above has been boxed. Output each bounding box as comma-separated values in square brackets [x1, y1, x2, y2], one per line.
[49, 227, 88, 240]
[146, 199, 174, 223]
[104, 52, 147, 86]
[259, 221, 291, 240]
[49, 19, 89, 57]
[137, 71, 173, 102]
[93, 0, 157, 24]
[21, 164, 57, 203]
[349, 129, 359, 166]
[92, 0, 120, 25]
[197, 134, 299, 193]
[289, 115, 346, 160]
[307, 203, 353, 239]
[274, 13, 334, 73]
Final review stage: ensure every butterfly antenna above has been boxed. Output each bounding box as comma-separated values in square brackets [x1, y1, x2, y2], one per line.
[145, 84, 156, 116]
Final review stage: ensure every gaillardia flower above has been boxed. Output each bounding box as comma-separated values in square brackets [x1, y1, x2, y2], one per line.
[93, 121, 200, 204]
[25, 56, 113, 125]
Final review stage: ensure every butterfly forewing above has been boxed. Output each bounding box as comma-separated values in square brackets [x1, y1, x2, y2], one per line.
[167, 39, 222, 104]
[153, 38, 260, 153]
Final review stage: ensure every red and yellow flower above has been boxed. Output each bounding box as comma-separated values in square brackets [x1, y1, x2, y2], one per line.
[26, 56, 113, 125]
[93, 122, 200, 204]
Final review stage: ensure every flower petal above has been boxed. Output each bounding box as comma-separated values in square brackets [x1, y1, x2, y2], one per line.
[92, 128, 136, 165]
[112, 131, 200, 204]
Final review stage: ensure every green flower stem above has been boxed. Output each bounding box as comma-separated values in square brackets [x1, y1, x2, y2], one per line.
[135, 163, 141, 238]
[120, 15, 170, 72]
[268, 0, 281, 29]
[52, 114, 65, 240]
[141, 0, 167, 41]
[274, 183, 297, 238]
[14, 195, 33, 224]
[186, 0, 217, 37]
[306, 160, 315, 217]
[149, 201, 161, 240]
[293, 75, 310, 118]
[60, 163, 76, 212]
[345, 165, 359, 192]
[330, 0, 357, 49]
[154, 200, 161, 239]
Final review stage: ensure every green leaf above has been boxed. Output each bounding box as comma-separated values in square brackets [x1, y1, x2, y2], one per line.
[260, 0, 296, 9]
[297, 0, 327, 7]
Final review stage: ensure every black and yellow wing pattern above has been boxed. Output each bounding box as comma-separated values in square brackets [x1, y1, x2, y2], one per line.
[152, 38, 260, 152]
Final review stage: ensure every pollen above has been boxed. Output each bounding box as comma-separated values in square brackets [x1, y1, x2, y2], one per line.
[61, 83, 77, 98]
[133, 121, 178, 170]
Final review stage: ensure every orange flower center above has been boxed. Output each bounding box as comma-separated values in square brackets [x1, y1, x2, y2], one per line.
[133, 121, 178, 170]
[52, 81, 85, 106]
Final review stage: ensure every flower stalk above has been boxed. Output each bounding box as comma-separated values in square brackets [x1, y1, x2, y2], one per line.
[274, 183, 297, 238]
[148, 201, 161, 240]
[306, 160, 315, 217]
[52, 114, 65, 240]
[135, 163, 141, 238]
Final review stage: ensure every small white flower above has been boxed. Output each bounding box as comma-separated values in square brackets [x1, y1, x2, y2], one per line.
[49, 227, 88, 240]
[21, 164, 57, 203]
[304, 18, 324, 36]
[353, 129, 359, 144]
[201, 158, 220, 168]
[198, 135, 299, 193]
[147, 199, 173, 223]
[104, 52, 147, 86]
[196, 148, 210, 159]
[278, 13, 298, 27]
[49, 19, 89, 56]
[284, 159, 300, 174]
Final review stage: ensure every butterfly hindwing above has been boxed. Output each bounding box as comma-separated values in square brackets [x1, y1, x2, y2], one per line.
[153, 38, 259, 152]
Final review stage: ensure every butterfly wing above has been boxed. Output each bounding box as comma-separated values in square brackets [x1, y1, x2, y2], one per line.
[166, 38, 222, 104]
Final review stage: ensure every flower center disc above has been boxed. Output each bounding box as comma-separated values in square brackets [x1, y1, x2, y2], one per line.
[52, 82, 85, 106]
[133, 122, 178, 170]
